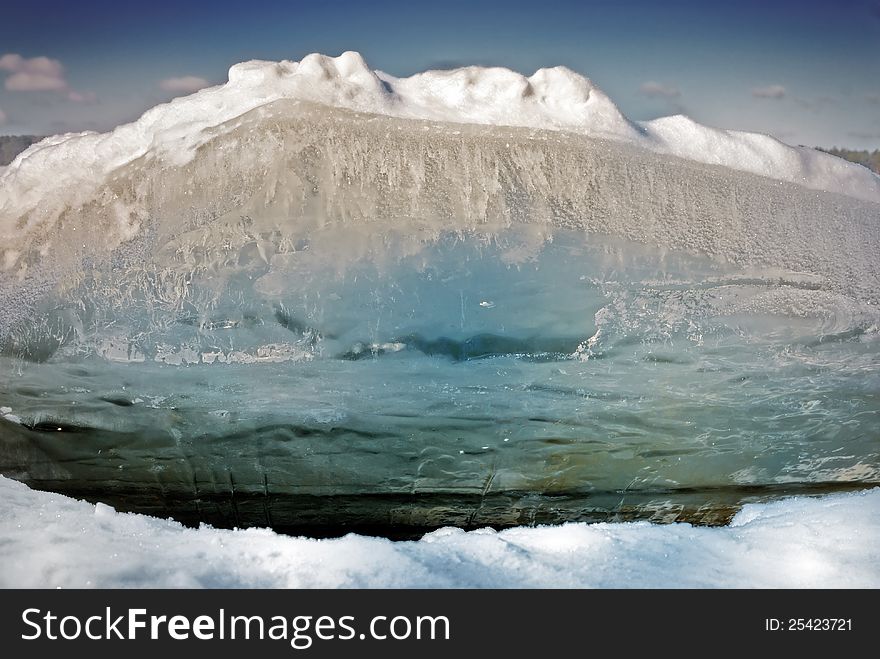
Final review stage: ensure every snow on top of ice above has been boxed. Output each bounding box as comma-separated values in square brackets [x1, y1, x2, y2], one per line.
[0, 475, 877, 588]
[378, 61, 641, 140]
[222, 51, 639, 140]
[641, 114, 869, 194]
[1, 51, 878, 239]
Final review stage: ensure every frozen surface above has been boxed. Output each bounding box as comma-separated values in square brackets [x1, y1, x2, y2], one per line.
[1, 230, 878, 532]
[0, 52, 878, 539]
[2, 99, 879, 344]
[0, 476, 876, 588]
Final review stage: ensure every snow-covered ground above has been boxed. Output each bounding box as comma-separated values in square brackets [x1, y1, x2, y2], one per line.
[0, 476, 876, 588]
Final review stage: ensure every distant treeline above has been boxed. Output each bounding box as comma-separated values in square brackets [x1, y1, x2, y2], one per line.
[816, 147, 880, 175]
[0, 135, 41, 166]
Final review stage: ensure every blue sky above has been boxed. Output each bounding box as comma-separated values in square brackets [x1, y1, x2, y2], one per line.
[1, 0, 879, 148]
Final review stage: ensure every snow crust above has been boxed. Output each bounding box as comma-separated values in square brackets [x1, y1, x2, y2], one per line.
[1, 50, 878, 247]
[0, 476, 876, 588]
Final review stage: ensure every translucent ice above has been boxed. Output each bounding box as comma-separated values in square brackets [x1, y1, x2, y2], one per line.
[0, 54, 878, 535]
[1, 227, 878, 533]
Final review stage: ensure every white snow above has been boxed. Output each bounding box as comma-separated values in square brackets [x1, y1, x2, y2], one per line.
[1, 51, 878, 249]
[0, 476, 876, 588]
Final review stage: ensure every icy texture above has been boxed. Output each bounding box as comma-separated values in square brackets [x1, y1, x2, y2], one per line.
[1, 51, 879, 265]
[2, 100, 879, 344]
[0, 52, 878, 536]
[1, 231, 878, 532]
[0, 476, 876, 588]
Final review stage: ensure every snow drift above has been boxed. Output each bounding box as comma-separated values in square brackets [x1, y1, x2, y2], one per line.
[0, 476, 877, 588]
[3, 51, 879, 228]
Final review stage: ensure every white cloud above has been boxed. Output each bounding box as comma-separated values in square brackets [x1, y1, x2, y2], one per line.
[752, 84, 786, 99]
[0, 53, 93, 101]
[6, 71, 68, 92]
[638, 81, 681, 98]
[0, 53, 66, 91]
[159, 76, 210, 94]
[0, 54, 63, 77]
[0, 107, 6, 125]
